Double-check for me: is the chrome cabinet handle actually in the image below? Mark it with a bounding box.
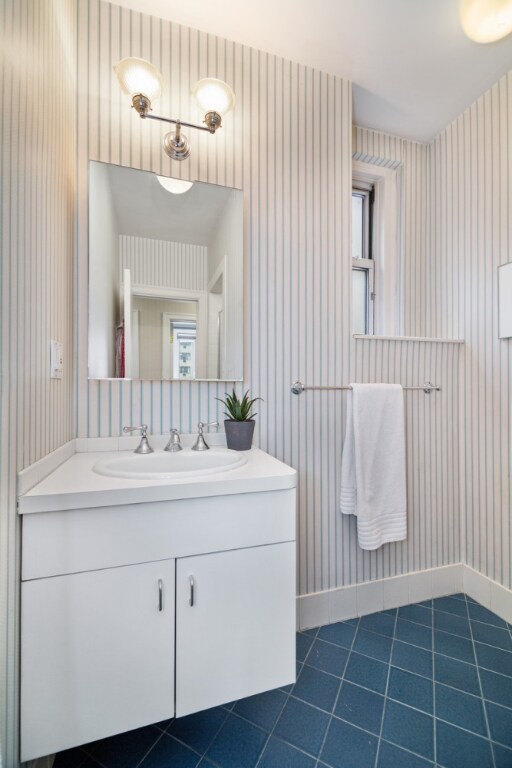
[189,575,195,607]
[158,578,163,611]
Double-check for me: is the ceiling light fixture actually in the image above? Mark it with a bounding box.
[156,176,194,194]
[460,0,512,42]
[114,57,235,161]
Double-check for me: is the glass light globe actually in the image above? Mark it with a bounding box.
[460,0,512,42]
[114,57,163,102]
[192,78,235,117]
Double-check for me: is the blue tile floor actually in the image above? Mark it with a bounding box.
[54,594,512,768]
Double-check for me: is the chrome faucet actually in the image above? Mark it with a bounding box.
[164,428,182,452]
[192,421,219,451]
[123,424,154,454]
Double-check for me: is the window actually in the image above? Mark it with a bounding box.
[172,321,197,379]
[352,181,374,334]
[351,160,400,336]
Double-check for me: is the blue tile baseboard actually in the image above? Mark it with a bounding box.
[53,593,512,768]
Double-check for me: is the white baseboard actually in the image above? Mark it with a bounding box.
[297,564,463,630]
[463,565,512,624]
[297,563,512,630]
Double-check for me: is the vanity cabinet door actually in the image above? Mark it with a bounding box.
[21,560,175,762]
[175,542,296,717]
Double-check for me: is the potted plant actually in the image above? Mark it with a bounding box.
[216,389,262,451]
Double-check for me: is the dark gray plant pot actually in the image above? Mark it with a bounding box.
[224,419,255,451]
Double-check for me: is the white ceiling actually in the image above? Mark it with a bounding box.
[109,0,512,142]
[104,163,235,244]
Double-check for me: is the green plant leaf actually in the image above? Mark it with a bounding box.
[215,388,263,421]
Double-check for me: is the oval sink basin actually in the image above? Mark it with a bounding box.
[93,448,248,480]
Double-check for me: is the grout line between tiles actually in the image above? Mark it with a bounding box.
[55,596,512,768]
[252,657,312,766]
[301,654,512,716]
[306,631,512,690]
[381,737,436,766]
[315,616,361,765]
[134,727,194,768]
[373,608,399,767]
[432,603,437,767]
[166,707,231,768]
[464,593,497,768]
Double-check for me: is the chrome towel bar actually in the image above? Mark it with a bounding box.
[290,381,441,395]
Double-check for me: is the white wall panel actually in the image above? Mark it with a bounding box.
[4,0,508,761]
[430,72,512,589]
[77,0,461,600]
[0,2,478,761]
[352,338,462,583]
[0,1,76,764]
[76,1,353,600]
[120,236,208,291]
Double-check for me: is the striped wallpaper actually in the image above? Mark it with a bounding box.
[0,0,77,764]
[75,0,353,448]
[430,71,512,589]
[76,0,462,598]
[350,338,461,584]
[2,1,507,762]
[357,76,512,591]
[120,235,208,291]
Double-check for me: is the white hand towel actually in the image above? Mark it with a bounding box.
[340,383,407,550]
[340,391,357,516]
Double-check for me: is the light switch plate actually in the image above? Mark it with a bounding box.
[50,340,63,379]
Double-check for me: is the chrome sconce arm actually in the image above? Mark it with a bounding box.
[115,58,235,161]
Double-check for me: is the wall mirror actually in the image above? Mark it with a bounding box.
[88,161,243,381]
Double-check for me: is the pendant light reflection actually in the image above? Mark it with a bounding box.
[460,0,512,42]
[157,176,193,195]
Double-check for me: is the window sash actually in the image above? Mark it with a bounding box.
[352,185,374,334]
[352,188,372,262]
[352,258,374,334]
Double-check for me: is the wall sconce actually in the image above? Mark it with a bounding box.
[114,57,235,160]
[460,0,512,42]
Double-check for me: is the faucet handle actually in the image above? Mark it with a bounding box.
[164,428,182,452]
[123,424,154,454]
[192,421,219,452]
[198,420,219,432]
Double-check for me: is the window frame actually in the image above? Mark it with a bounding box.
[351,182,375,334]
[352,160,400,336]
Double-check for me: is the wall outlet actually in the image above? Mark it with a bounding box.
[50,340,63,379]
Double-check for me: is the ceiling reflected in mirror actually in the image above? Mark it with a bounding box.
[88,161,243,382]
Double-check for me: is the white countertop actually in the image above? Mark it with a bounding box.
[18,447,297,514]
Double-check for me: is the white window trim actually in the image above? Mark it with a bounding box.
[352,160,400,336]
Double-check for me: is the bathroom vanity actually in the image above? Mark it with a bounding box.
[18,446,296,762]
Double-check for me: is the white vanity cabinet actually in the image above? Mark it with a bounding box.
[21,560,176,761]
[176,541,295,717]
[19,467,296,763]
